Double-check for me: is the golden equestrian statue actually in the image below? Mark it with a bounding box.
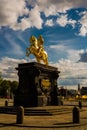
[26,35,48,65]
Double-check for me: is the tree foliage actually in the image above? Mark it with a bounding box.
[0,72,3,84]
[0,72,18,98]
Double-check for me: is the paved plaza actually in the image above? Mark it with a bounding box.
[0,99,87,130]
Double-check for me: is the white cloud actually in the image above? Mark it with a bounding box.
[0,0,43,30]
[38,0,87,11]
[50,44,66,51]
[42,5,58,17]
[0,56,38,81]
[0,57,27,81]
[57,14,76,28]
[59,60,87,79]
[0,0,28,27]
[49,44,87,87]
[0,0,87,35]
[57,15,68,27]
[13,5,43,30]
[37,0,87,37]
[67,49,80,62]
[79,11,87,16]
[37,0,87,17]
[51,59,87,87]
[45,19,54,26]
[38,0,72,16]
[11,18,31,31]
[15,6,43,30]
[28,5,43,29]
[78,12,87,36]
[68,19,76,28]
[49,43,87,86]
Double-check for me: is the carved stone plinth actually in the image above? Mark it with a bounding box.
[14,62,60,107]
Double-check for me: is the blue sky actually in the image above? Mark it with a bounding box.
[0,0,87,89]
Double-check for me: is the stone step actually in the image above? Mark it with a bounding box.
[0,106,78,116]
[46,107,72,115]
[24,108,52,116]
[0,106,52,116]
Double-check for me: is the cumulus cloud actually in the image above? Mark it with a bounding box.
[51,59,87,87]
[50,44,66,51]
[0,56,38,81]
[0,0,87,33]
[49,44,87,87]
[0,0,43,30]
[78,12,87,36]
[38,0,87,16]
[45,19,54,26]
[67,49,80,62]
[0,0,28,27]
[28,5,43,29]
[0,57,27,81]
[12,5,43,30]
[57,14,76,28]
[37,0,72,16]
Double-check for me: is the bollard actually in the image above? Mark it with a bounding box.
[16,106,24,124]
[73,106,80,123]
[5,100,8,106]
[78,101,82,109]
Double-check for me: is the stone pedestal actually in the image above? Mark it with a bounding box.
[14,62,60,107]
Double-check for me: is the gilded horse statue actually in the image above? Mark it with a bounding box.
[26,35,48,65]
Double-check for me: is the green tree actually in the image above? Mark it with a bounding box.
[0,72,3,96]
[10,81,18,94]
[0,72,18,97]
[0,80,11,97]
[0,72,3,85]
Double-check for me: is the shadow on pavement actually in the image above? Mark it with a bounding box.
[0,122,87,128]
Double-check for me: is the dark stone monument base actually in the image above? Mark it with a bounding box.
[14,62,60,107]
[14,94,38,107]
